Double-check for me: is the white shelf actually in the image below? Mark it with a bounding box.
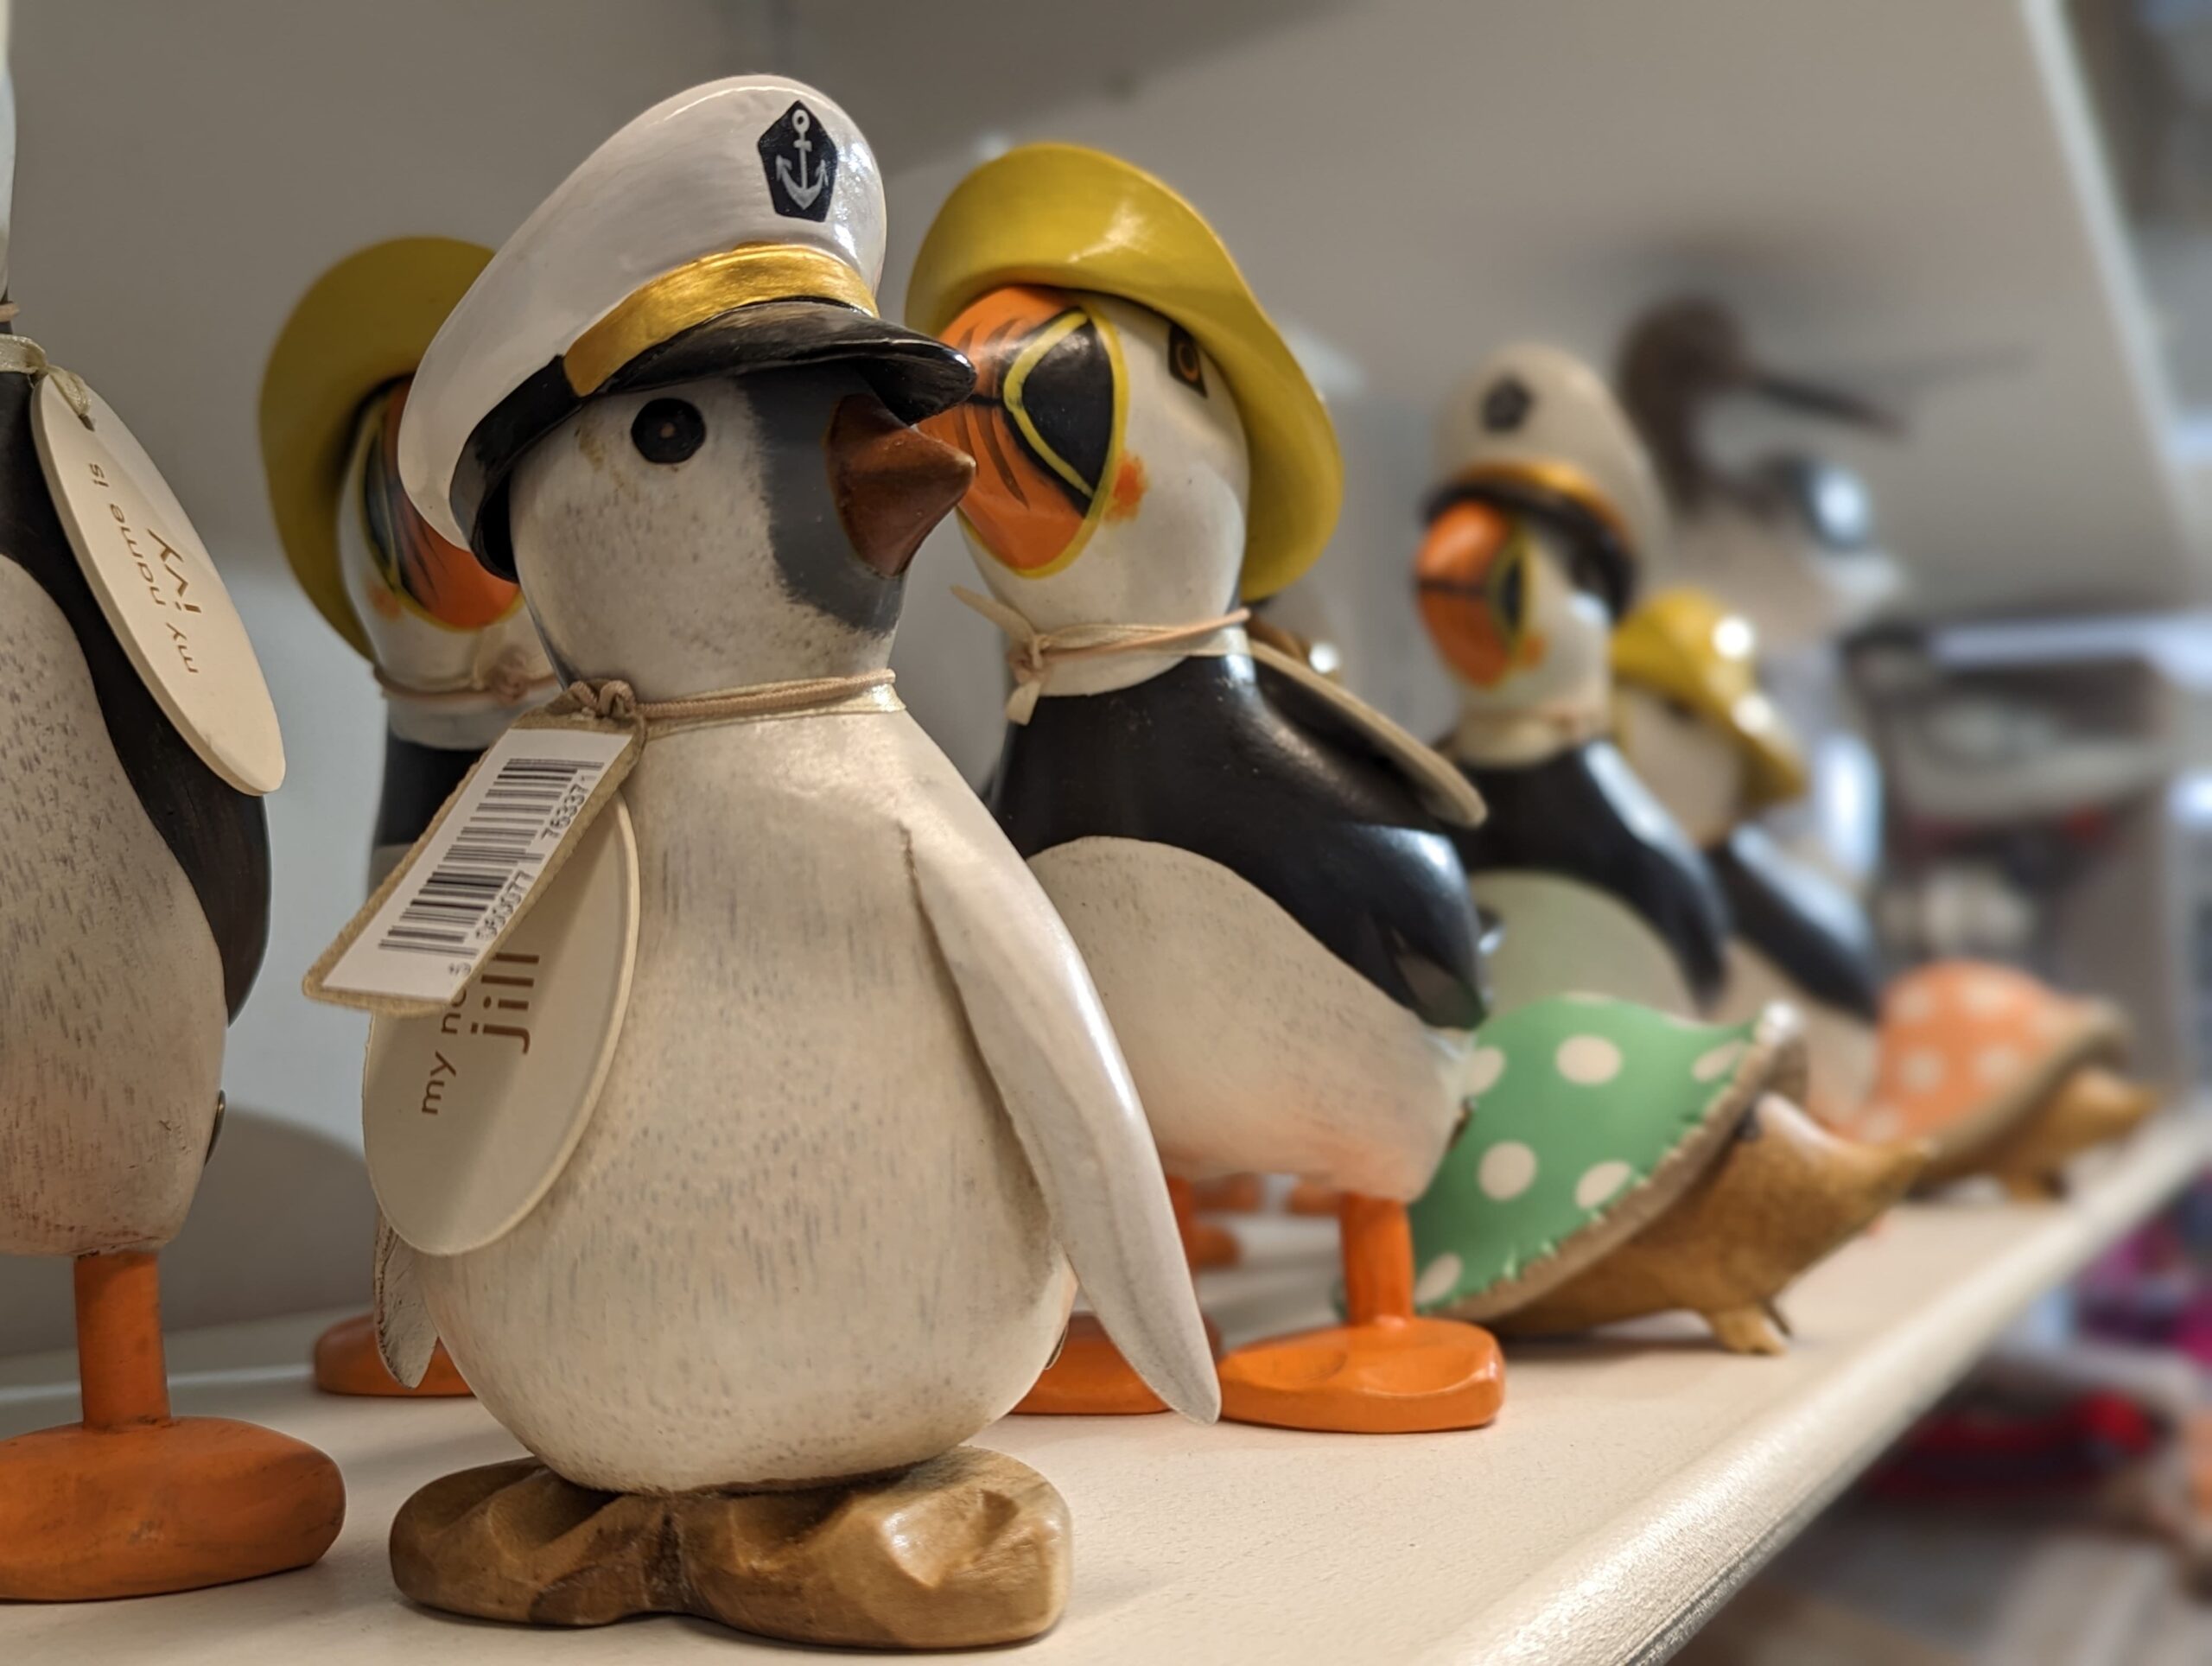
[3,1111,2209,1666]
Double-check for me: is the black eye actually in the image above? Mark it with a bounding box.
[1166,322,1207,396]
[632,398,705,464]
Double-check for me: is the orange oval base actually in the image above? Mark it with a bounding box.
[1217,1315,1506,1434]
[0,1416,346,1599]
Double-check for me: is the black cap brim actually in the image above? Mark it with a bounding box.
[1421,474,1637,620]
[460,298,975,577]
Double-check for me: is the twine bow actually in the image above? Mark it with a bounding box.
[952,586,1251,723]
[546,669,899,736]
[0,304,92,423]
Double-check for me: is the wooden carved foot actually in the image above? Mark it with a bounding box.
[1704,1303,1789,1356]
[391,1447,1071,1648]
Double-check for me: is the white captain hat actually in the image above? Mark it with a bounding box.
[1427,342,1669,618]
[398,74,973,577]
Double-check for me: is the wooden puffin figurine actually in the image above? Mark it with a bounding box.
[908,143,1505,1434]
[352,79,1213,1649]
[1611,589,2158,1199]
[1419,342,1731,1018]
[0,27,344,1594]
[261,236,543,1396]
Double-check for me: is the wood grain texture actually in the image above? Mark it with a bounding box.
[400,372,1207,1491]
[1499,1093,1926,1351]
[414,715,1077,1491]
[390,1448,1070,1646]
[1028,836,1468,1199]
[0,365,269,1017]
[0,559,224,1256]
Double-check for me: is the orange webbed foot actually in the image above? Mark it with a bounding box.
[1217,1194,1503,1434]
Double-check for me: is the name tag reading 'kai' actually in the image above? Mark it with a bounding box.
[35,377,284,795]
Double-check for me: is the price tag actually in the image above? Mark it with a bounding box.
[34,378,285,794]
[307,716,637,1014]
[365,798,638,1256]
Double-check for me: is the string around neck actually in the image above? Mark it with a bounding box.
[952,586,1252,723]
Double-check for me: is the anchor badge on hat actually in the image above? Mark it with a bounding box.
[759,100,836,220]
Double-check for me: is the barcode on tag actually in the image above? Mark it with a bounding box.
[378,757,588,957]
[317,726,633,1006]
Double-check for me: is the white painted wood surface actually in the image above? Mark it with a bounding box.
[0,560,225,1257]
[5,1110,2204,1664]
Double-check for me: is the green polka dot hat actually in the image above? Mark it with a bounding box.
[1408,996,1808,1320]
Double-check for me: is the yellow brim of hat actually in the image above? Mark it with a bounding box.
[1613,588,1808,808]
[905,143,1339,602]
[259,237,493,657]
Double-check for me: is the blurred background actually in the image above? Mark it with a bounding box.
[10,1,2212,1656]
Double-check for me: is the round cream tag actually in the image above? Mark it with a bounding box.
[32,378,285,794]
[364,797,639,1256]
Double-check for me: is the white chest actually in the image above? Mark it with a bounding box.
[1027,836,1469,1200]
[1470,869,1700,1018]
[0,560,224,1256]
[415,712,1071,1492]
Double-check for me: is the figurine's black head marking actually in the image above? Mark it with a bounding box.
[1481,376,1533,433]
[632,397,706,465]
[755,366,905,636]
[1167,321,1208,397]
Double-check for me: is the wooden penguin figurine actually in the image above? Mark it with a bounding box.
[909,143,1505,1434]
[1611,589,2158,1199]
[1419,342,1730,1018]
[0,29,343,1595]
[1405,1002,1925,1354]
[352,79,1213,1650]
[261,236,543,1396]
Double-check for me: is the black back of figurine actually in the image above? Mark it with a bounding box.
[0,362,270,1016]
[990,654,1488,1033]
[1707,822,1882,1021]
[1447,740,1731,1009]
[374,731,478,854]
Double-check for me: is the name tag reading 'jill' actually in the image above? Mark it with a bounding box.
[365,799,639,1256]
[308,718,638,1014]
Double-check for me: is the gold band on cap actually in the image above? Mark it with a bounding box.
[1451,458,1635,556]
[563,244,879,396]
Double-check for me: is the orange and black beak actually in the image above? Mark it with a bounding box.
[920,283,1121,579]
[1414,497,1540,689]
[366,379,525,627]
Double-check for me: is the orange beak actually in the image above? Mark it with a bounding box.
[826,392,976,578]
[1414,499,1540,688]
[374,379,523,628]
